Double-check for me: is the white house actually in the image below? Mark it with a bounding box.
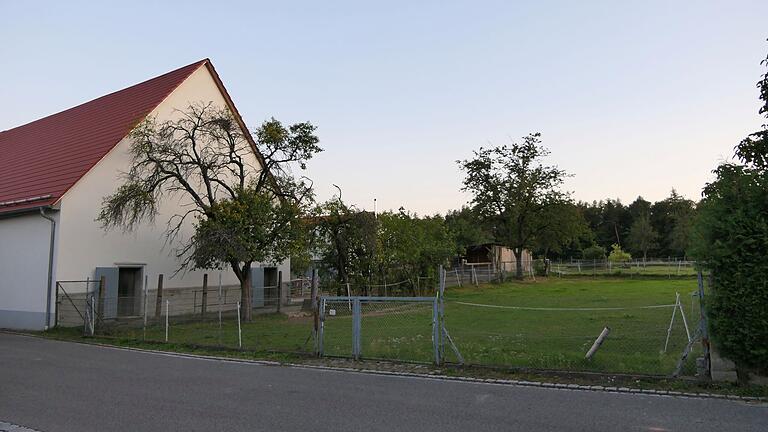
[0,59,289,330]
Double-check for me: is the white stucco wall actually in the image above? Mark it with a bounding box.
[55,64,289,295]
[0,211,58,329]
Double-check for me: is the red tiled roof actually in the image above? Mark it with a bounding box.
[0,59,208,215]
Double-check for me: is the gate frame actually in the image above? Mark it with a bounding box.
[318,295,440,364]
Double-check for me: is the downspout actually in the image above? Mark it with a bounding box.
[40,207,56,330]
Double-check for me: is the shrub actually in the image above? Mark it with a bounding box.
[608,244,631,263]
[581,245,606,260]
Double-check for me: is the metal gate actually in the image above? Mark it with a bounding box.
[319,296,440,363]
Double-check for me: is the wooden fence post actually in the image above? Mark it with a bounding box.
[311,268,319,353]
[155,274,164,317]
[97,276,105,318]
[277,271,283,314]
[201,273,208,317]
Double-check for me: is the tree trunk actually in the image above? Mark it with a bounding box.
[514,248,524,279]
[239,264,253,322]
[735,363,751,387]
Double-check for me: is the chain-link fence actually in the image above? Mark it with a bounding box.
[56,278,315,354]
[549,258,697,278]
[442,295,701,375]
[319,296,438,363]
[53,266,710,378]
[440,267,708,377]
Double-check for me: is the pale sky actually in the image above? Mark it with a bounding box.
[1,1,766,214]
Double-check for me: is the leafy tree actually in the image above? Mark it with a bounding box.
[627,196,652,220]
[459,133,572,278]
[650,189,695,257]
[311,194,377,294]
[626,213,658,260]
[577,199,630,251]
[692,46,768,378]
[582,244,606,260]
[534,202,590,258]
[376,210,455,293]
[669,210,694,258]
[607,244,631,263]
[444,206,492,254]
[98,104,320,321]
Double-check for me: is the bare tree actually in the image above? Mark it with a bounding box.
[98,103,320,320]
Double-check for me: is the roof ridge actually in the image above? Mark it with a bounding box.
[0,59,210,214]
[0,59,208,136]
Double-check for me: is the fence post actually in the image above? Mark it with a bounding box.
[143,274,148,341]
[237,301,242,349]
[698,271,711,379]
[201,273,208,317]
[83,293,90,336]
[54,282,60,328]
[352,297,361,360]
[218,271,223,346]
[277,271,282,314]
[438,265,446,360]
[97,276,105,320]
[318,297,325,356]
[432,296,441,365]
[164,299,169,342]
[311,269,319,353]
[155,274,164,317]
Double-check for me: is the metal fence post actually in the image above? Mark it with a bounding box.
[83,293,90,336]
[432,297,441,365]
[165,299,169,342]
[54,282,60,328]
[97,276,105,328]
[237,301,242,349]
[352,297,361,360]
[698,271,711,378]
[438,265,446,361]
[143,274,148,341]
[318,297,325,356]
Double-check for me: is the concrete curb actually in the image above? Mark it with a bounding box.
[5,331,766,404]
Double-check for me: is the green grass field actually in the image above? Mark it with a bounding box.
[444,278,700,374]
[74,277,702,376]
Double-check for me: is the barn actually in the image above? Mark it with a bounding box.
[0,59,289,330]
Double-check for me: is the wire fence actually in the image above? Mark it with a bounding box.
[320,297,437,363]
[442,294,701,375]
[53,265,710,378]
[58,279,316,354]
[549,258,697,278]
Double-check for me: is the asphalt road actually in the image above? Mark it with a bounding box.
[0,333,765,432]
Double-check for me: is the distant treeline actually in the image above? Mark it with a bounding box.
[445,189,696,261]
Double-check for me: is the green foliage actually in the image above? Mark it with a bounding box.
[626,213,658,260]
[311,196,456,292]
[376,210,455,285]
[574,193,696,259]
[312,197,378,288]
[691,45,768,372]
[607,244,631,263]
[444,206,492,254]
[458,133,572,277]
[650,190,696,257]
[97,104,321,320]
[534,201,590,257]
[190,187,302,270]
[582,244,606,260]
